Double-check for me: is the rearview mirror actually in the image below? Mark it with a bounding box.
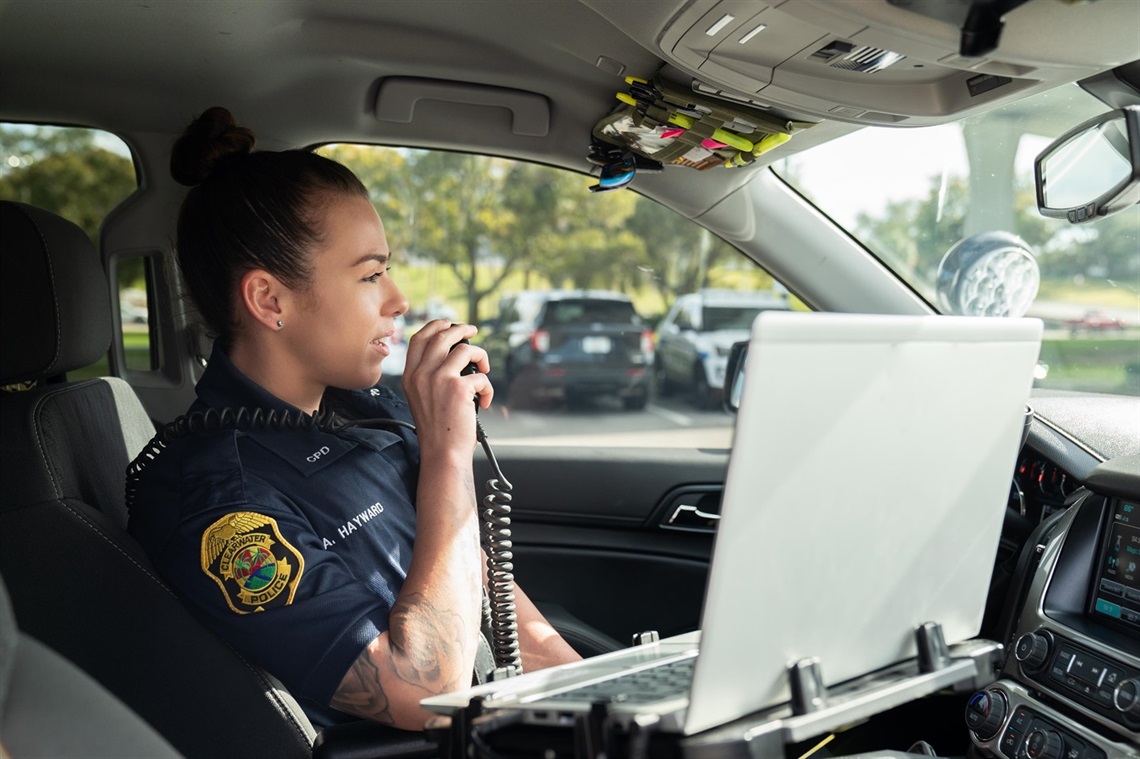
[1035,106,1140,224]
[722,340,748,413]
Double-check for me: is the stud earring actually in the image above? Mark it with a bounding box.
[276,320,284,329]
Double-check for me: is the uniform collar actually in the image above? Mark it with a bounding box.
[195,345,403,477]
[197,343,291,413]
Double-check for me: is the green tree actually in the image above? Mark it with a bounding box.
[855,176,969,290]
[626,200,741,302]
[404,152,526,323]
[517,171,645,291]
[323,144,763,318]
[0,125,138,285]
[320,144,414,250]
[0,126,136,244]
[855,171,1139,295]
[497,161,562,292]
[0,126,101,164]
[1036,206,1140,282]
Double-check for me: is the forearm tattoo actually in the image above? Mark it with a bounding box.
[389,591,467,687]
[330,647,395,724]
[330,592,469,724]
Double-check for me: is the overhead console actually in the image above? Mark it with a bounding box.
[654,0,1140,126]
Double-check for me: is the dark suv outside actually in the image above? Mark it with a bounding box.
[481,290,653,410]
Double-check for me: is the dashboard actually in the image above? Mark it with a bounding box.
[1015,449,1082,523]
[968,453,1140,759]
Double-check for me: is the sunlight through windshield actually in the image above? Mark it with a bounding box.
[773,85,1140,397]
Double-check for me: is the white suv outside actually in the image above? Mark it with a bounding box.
[655,289,790,409]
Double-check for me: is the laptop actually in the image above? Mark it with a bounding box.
[423,312,1043,736]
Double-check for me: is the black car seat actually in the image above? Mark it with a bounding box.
[0,574,183,758]
[0,200,316,758]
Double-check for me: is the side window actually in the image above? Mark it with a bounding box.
[499,299,519,326]
[323,145,806,448]
[116,255,157,372]
[0,124,138,379]
[687,305,703,331]
[674,307,694,331]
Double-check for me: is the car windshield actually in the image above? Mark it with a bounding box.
[702,307,764,332]
[772,84,1139,397]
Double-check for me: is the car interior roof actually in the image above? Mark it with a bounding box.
[3,0,1138,220]
[0,0,1135,333]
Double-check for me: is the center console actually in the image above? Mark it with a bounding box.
[967,456,1140,759]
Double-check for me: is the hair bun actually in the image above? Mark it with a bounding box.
[170,106,256,186]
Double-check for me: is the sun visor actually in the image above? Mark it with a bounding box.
[657,0,1140,127]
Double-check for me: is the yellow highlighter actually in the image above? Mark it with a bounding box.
[752,132,792,156]
[665,113,754,152]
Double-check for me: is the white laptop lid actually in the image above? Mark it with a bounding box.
[422,312,1042,735]
[683,312,1042,734]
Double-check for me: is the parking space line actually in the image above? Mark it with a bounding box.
[647,403,694,427]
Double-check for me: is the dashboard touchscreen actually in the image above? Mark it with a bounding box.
[1091,498,1140,632]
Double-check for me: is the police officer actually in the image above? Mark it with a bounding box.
[127,107,580,731]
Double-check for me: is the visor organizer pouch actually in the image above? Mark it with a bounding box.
[587,71,814,192]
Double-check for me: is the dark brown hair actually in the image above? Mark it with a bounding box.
[171,106,368,349]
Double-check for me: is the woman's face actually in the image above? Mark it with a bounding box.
[284,192,408,392]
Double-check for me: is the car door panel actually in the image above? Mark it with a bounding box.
[663,332,692,381]
[515,543,711,642]
[474,445,727,644]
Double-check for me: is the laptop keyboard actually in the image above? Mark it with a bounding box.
[543,656,695,705]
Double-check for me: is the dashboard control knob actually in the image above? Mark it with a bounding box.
[1113,678,1140,718]
[1021,727,1063,759]
[965,688,1007,740]
[1013,630,1051,671]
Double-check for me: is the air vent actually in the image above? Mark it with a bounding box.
[811,40,906,74]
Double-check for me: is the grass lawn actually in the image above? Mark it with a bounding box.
[1037,336,1140,394]
[1037,281,1140,311]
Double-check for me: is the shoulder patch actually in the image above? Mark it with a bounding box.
[200,511,305,614]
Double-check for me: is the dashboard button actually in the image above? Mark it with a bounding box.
[1022,728,1063,759]
[1010,707,1032,732]
[1080,746,1106,759]
[966,689,1007,740]
[1094,598,1122,617]
[1113,678,1140,717]
[1001,728,1021,756]
[1074,655,1110,686]
[966,706,985,729]
[1015,632,1052,671]
[1098,578,1124,597]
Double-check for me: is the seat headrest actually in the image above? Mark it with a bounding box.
[0,201,113,384]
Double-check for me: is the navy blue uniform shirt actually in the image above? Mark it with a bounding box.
[128,344,421,726]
